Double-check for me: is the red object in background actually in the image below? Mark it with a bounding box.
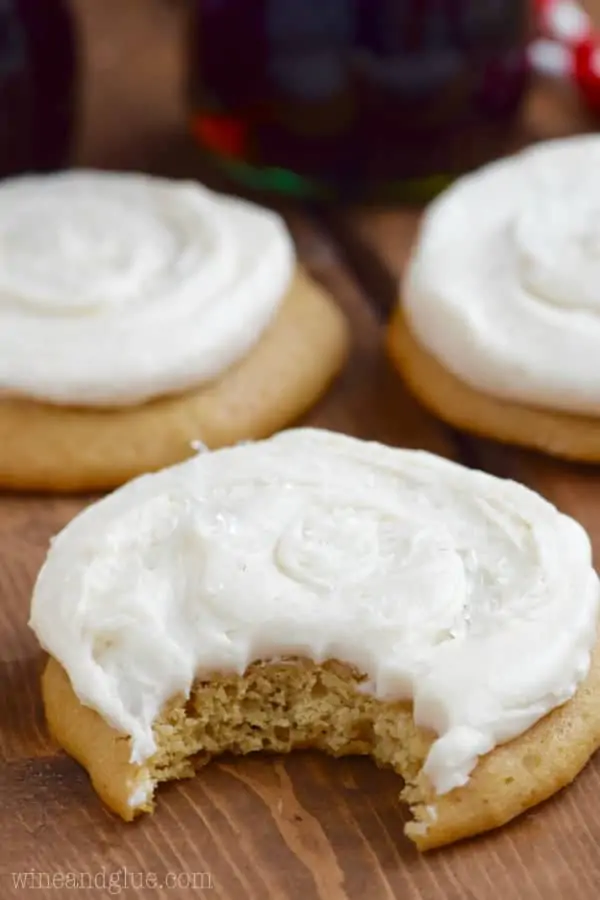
[532,0,600,113]
[190,114,247,159]
[574,38,600,110]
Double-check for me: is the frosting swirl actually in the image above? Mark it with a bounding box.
[29,428,599,794]
[404,136,600,415]
[0,171,294,405]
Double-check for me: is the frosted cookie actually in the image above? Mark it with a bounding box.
[29,428,600,850]
[0,172,349,491]
[388,135,600,461]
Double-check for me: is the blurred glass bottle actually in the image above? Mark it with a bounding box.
[0,0,76,178]
[188,0,530,202]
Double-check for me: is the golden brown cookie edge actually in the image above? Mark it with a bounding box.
[0,270,350,492]
[41,631,600,851]
[387,307,600,462]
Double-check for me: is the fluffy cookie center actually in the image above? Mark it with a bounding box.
[514,184,600,312]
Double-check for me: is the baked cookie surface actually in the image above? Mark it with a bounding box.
[29,429,600,848]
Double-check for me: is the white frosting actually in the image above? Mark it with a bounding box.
[29,428,599,794]
[0,171,294,406]
[127,776,154,809]
[404,135,600,415]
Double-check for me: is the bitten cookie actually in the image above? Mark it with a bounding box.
[0,172,349,491]
[388,136,600,461]
[29,429,600,850]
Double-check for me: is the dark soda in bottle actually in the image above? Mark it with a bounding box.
[0,0,76,178]
[188,0,530,202]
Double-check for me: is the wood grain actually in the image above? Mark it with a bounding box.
[1,3,600,899]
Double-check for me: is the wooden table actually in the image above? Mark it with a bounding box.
[2,3,600,898]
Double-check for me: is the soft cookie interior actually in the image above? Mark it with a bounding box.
[43,637,600,851]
